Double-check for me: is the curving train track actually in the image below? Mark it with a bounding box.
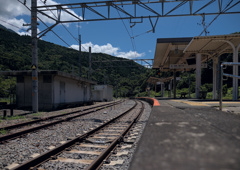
[0,100,124,142]
[11,100,144,170]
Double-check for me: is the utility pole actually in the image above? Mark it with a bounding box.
[31,0,38,113]
[88,47,92,80]
[79,34,82,77]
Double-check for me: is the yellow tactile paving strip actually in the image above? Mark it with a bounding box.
[171,100,239,107]
[171,100,209,106]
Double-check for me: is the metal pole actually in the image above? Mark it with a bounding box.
[88,47,91,80]
[79,34,82,77]
[173,70,176,99]
[196,53,201,99]
[188,71,191,98]
[219,64,223,111]
[31,0,38,113]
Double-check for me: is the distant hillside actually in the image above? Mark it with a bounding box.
[0,24,16,34]
[0,28,151,97]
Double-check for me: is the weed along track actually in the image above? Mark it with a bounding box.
[7,100,143,170]
[0,100,124,142]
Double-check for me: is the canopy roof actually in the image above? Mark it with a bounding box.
[153,37,192,71]
[147,76,173,85]
[153,34,240,71]
[184,34,240,55]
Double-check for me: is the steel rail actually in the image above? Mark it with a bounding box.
[0,100,123,131]
[87,101,145,170]
[0,100,124,142]
[12,100,138,170]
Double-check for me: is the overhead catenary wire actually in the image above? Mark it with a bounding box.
[17,0,75,49]
[115,7,137,56]
[39,0,87,52]
[0,17,28,33]
[199,0,234,36]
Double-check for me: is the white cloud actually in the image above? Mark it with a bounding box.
[0,0,82,35]
[70,42,145,59]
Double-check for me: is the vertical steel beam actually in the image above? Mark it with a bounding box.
[161,83,164,97]
[212,57,218,100]
[173,70,176,99]
[88,47,92,80]
[31,0,38,113]
[233,45,239,100]
[195,53,201,99]
[79,35,82,77]
[188,71,191,98]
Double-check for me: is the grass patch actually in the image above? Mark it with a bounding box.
[0,115,26,120]
[31,112,43,117]
[0,129,7,135]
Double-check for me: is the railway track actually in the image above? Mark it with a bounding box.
[9,100,144,170]
[0,100,124,143]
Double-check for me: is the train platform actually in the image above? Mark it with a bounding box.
[130,99,240,170]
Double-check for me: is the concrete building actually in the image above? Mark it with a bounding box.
[92,85,113,102]
[0,70,96,110]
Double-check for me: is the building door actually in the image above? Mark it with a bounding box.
[83,84,87,102]
[60,81,65,103]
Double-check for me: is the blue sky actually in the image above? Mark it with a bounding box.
[0,0,240,61]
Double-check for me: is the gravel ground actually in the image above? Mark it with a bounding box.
[101,101,152,170]
[0,101,117,128]
[39,100,143,170]
[0,100,134,169]
[0,101,123,137]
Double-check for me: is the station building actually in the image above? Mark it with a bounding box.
[92,85,113,102]
[153,34,240,100]
[0,70,96,110]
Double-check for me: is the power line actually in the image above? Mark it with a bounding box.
[39,0,87,51]
[17,0,87,52]
[0,17,28,33]
[115,7,137,57]
[199,0,234,36]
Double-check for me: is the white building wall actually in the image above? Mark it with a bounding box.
[93,85,113,101]
[53,76,91,105]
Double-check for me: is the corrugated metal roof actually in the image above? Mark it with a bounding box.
[153,37,192,70]
[184,34,240,54]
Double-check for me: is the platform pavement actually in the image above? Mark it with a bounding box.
[129,99,240,170]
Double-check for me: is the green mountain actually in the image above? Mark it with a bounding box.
[0,27,151,98]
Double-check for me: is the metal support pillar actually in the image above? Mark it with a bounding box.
[31,0,38,113]
[188,71,191,98]
[161,83,165,97]
[232,44,240,100]
[88,47,92,80]
[173,71,176,99]
[195,53,201,99]
[169,80,172,98]
[79,35,82,77]
[212,57,218,100]
[155,83,157,97]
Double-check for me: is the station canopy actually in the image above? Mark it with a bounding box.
[184,34,240,55]
[153,34,240,71]
[147,76,173,85]
[153,37,192,71]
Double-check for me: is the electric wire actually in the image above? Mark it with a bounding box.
[199,0,234,36]
[115,6,137,58]
[17,0,74,49]
[0,17,28,33]
[39,0,87,51]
